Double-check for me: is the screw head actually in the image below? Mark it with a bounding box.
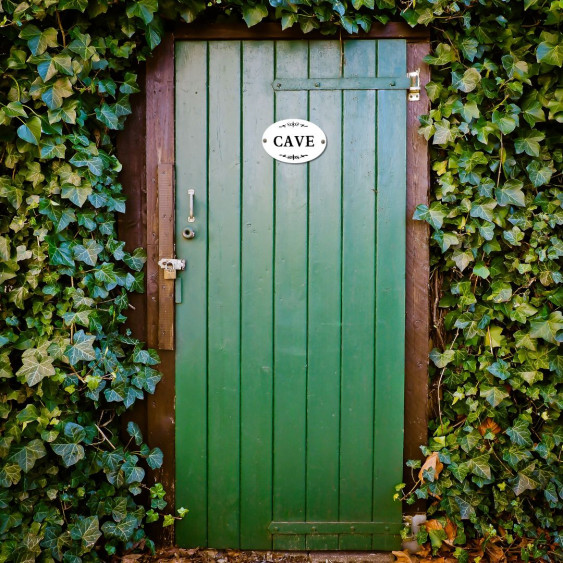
[390,80,396,86]
[315,82,320,87]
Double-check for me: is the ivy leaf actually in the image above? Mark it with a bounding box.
[469,454,491,479]
[73,240,103,266]
[480,385,509,407]
[433,118,454,145]
[95,104,119,130]
[506,419,533,447]
[452,68,481,93]
[127,421,143,445]
[429,348,455,368]
[8,439,46,473]
[529,312,563,344]
[470,199,497,222]
[17,117,42,145]
[413,203,448,229]
[526,161,553,187]
[65,329,96,365]
[68,32,96,60]
[424,43,456,65]
[19,25,58,56]
[41,77,73,110]
[536,41,563,66]
[123,248,147,271]
[452,249,474,272]
[132,347,159,366]
[51,442,85,467]
[495,179,525,207]
[454,496,475,520]
[69,516,101,549]
[146,447,163,469]
[126,0,158,23]
[61,184,93,207]
[16,350,55,386]
[242,4,268,27]
[101,514,137,541]
[515,131,545,157]
[512,470,539,496]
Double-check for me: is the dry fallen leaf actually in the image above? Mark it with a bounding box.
[424,519,444,533]
[478,417,502,436]
[444,518,457,544]
[392,550,417,562]
[486,541,506,563]
[419,452,443,483]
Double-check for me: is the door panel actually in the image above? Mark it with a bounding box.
[175,38,406,551]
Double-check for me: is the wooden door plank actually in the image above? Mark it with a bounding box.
[373,39,407,542]
[338,39,377,551]
[272,40,309,552]
[174,40,209,548]
[206,40,242,548]
[305,40,342,552]
[239,40,275,550]
[145,34,176,547]
[404,40,430,514]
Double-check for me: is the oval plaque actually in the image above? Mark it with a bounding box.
[262,119,327,164]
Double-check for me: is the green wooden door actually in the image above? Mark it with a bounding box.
[175,38,407,551]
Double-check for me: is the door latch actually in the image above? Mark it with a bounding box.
[407,69,420,101]
[158,258,186,280]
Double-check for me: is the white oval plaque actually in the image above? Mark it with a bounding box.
[262,119,326,164]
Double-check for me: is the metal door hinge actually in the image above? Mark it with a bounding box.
[158,258,186,280]
[407,69,421,101]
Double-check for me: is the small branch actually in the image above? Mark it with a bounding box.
[95,423,116,450]
[56,11,66,48]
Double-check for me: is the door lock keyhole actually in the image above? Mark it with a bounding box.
[182,227,196,240]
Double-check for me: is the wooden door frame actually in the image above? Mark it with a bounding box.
[117,21,430,546]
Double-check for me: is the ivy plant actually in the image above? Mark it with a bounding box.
[0,0,561,560]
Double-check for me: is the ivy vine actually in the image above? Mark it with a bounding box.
[0,0,561,560]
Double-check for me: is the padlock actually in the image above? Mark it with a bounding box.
[163,265,176,280]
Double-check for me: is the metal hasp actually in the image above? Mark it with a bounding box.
[407,69,421,101]
[273,76,411,91]
[188,188,195,222]
[158,258,186,280]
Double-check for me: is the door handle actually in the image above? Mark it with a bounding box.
[188,189,195,222]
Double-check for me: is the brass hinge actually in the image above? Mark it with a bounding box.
[407,69,421,102]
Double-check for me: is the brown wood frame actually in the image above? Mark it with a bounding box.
[118,23,430,545]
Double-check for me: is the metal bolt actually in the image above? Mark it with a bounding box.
[274,526,279,532]
[263,138,267,143]
[276,83,281,88]
[314,82,320,87]
[312,526,317,532]
[321,139,325,144]
[390,80,396,86]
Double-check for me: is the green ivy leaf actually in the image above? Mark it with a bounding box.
[146,447,163,469]
[101,514,138,541]
[51,442,85,467]
[69,516,102,548]
[65,330,96,365]
[515,131,545,157]
[452,67,481,93]
[61,184,93,207]
[512,470,539,496]
[73,240,103,266]
[16,350,55,387]
[16,117,42,146]
[480,385,510,407]
[242,4,268,27]
[8,439,46,473]
[536,40,563,66]
[506,419,533,447]
[529,312,563,344]
[413,203,448,229]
